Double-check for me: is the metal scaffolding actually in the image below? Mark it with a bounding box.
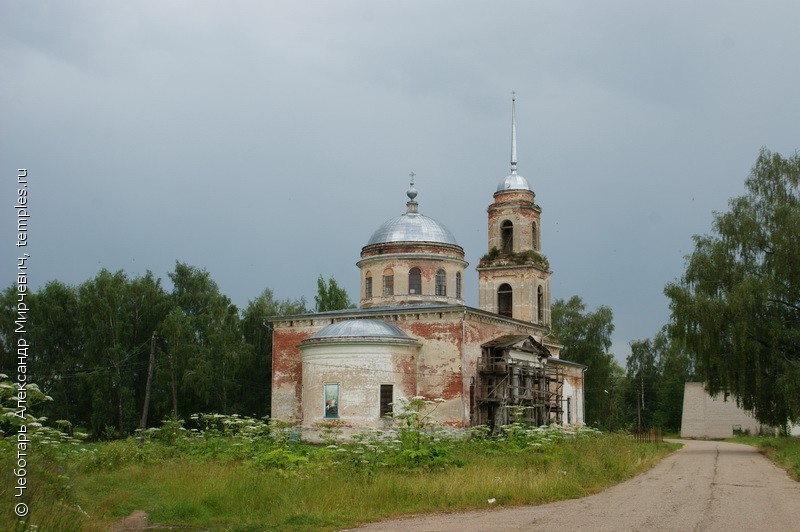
[471,335,565,429]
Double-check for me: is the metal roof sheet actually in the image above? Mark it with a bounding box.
[496,172,531,192]
[366,212,459,246]
[307,319,413,340]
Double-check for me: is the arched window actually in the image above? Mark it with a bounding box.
[456,272,462,300]
[435,269,446,296]
[365,272,373,299]
[501,220,513,254]
[382,268,394,296]
[537,285,544,323]
[408,267,422,294]
[532,222,538,250]
[498,283,512,318]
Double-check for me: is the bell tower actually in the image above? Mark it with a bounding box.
[477,94,551,325]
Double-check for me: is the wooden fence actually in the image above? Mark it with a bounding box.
[632,427,663,443]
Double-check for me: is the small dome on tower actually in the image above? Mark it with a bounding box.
[497,172,531,192]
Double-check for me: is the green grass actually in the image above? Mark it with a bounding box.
[1,433,678,531]
[729,435,800,481]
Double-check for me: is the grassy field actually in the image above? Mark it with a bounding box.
[729,435,800,481]
[1,417,679,531]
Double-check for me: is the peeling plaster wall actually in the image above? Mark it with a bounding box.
[270,307,587,428]
[558,362,585,424]
[463,312,548,424]
[402,317,464,422]
[301,343,418,428]
[272,325,315,421]
[479,187,551,326]
[358,254,467,308]
[487,189,541,253]
[477,267,551,325]
[397,309,551,426]
[358,241,467,308]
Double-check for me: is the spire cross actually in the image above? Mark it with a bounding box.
[409,171,415,186]
[510,92,518,173]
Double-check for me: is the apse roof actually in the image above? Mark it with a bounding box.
[306,319,413,341]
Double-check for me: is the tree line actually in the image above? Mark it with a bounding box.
[550,296,694,432]
[2,258,690,436]
[0,264,350,438]
[551,148,800,432]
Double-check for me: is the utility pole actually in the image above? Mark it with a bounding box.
[605,385,614,432]
[637,376,642,431]
[609,384,614,432]
[139,331,157,443]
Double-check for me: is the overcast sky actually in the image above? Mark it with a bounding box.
[2,1,798,363]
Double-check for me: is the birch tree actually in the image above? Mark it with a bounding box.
[665,149,800,426]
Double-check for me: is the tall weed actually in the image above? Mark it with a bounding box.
[2,407,681,530]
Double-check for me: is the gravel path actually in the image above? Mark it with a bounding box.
[347,439,800,531]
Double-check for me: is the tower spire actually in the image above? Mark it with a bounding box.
[510,91,517,174]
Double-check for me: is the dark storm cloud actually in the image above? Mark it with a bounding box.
[1,0,798,362]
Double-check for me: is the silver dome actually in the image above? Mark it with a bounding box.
[367,212,459,246]
[496,172,531,192]
[307,319,413,340]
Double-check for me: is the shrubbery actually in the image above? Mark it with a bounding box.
[48,398,602,476]
[4,383,604,478]
[0,384,673,531]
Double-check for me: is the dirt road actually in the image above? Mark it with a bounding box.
[350,440,800,531]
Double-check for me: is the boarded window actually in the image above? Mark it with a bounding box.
[456,272,462,300]
[380,384,393,417]
[435,269,446,296]
[365,272,373,299]
[383,268,394,296]
[501,220,513,254]
[409,267,421,294]
[532,221,539,250]
[498,283,512,317]
[324,383,339,418]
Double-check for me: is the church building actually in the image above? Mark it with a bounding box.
[270,97,586,431]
